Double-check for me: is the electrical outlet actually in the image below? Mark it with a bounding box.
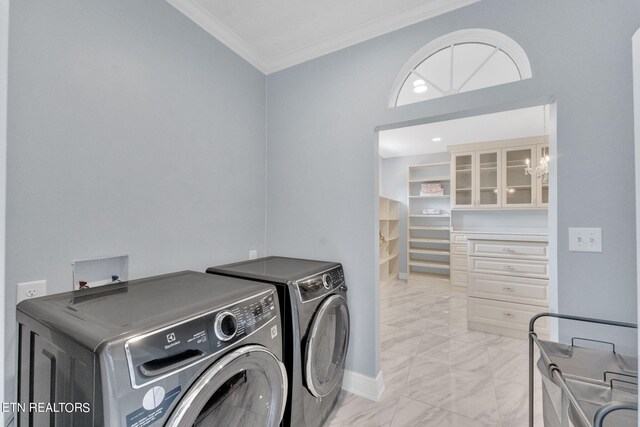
[17,280,47,304]
[569,227,602,252]
[249,249,258,260]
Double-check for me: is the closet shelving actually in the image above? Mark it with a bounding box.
[379,196,399,286]
[407,162,451,284]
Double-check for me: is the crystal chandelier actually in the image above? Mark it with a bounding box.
[524,155,549,182]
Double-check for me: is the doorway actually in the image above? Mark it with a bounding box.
[371,102,556,425]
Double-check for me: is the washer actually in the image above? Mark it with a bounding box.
[206,256,350,427]
[16,271,287,426]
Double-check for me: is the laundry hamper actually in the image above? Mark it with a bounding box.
[529,313,638,427]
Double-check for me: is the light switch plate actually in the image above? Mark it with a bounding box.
[569,227,602,252]
[249,249,258,260]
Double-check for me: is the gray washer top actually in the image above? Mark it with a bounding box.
[207,256,340,285]
[17,271,273,351]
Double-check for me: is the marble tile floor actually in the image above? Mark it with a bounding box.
[326,279,544,427]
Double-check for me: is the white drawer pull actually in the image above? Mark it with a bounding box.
[503,287,515,292]
[501,248,516,253]
[503,313,516,318]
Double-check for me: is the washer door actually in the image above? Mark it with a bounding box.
[166,345,287,427]
[304,294,350,397]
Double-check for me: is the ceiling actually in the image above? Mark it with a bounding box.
[166,0,479,74]
[379,105,548,158]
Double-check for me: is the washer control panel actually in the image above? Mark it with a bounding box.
[125,290,277,388]
[296,267,345,303]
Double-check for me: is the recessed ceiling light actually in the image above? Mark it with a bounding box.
[432,137,442,142]
[413,85,427,94]
[412,79,426,87]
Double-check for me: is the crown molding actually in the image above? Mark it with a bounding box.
[167,0,268,73]
[265,0,480,73]
[167,0,480,75]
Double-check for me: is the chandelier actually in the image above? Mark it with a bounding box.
[524,155,549,182]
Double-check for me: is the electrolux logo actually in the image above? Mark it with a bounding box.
[166,333,176,343]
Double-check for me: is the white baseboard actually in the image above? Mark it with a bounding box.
[341,369,385,401]
[398,272,408,280]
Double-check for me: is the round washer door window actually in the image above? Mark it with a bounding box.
[166,345,287,427]
[305,294,350,397]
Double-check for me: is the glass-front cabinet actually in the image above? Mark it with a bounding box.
[452,153,473,208]
[537,145,550,207]
[502,146,535,207]
[476,150,501,208]
[449,139,550,210]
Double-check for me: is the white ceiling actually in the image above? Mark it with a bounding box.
[167,0,479,74]
[379,105,548,158]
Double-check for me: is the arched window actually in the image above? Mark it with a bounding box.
[389,29,532,107]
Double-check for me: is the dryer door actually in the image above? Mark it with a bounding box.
[166,345,287,427]
[304,294,350,397]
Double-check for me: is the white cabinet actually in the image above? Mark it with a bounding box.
[449,137,549,210]
[452,153,474,208]
[467,234,549,339]
[449,232,468,289]
[502,145,536,207]
[407,162,451,284]
[379,196,399,285]
[452,149,502,209]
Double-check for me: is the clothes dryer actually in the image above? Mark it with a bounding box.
[207,256,350,427]
[17,271,287,426]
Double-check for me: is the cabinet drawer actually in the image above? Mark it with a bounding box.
[468,240,548,260]
[451,254,468,271]
[451,243,467,255]
[468,273,548,306]
[451,234,468,244]
[468,257,548,279]
[451,270,467,288]
[468,297,549,336]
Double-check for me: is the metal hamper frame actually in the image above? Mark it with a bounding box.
[529,313,638,427]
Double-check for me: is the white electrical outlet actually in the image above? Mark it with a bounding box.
[17,280,47,304]
[249,249,258,260]
[569,227,602,252]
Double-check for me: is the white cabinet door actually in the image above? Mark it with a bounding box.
[502,146,536,207]
[451,153,474,208]
[536,144,550,207]
[475,149,502,208]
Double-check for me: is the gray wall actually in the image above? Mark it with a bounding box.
[267,0,640,377]
[6,0,266,401]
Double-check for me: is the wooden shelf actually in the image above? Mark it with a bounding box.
[409,195,450,199]
[379,196,400,286]
[407,162,452,282]
[409,260,451,269]
[408,176,450,183]
[410,162,450,168]
[409,249,450,255]
[379,253,398,265]
[409,226,451,231]
[409,238,450,244]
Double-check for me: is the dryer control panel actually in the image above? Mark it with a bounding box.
[125,289,277,388]
[295,267,345,303]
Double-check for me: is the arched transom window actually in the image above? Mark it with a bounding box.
[389,29,532,107]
